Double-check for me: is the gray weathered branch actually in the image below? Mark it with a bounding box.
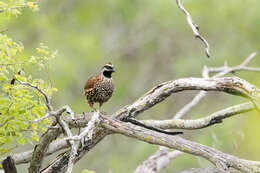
[10,76,260,172]
[176,0,210,57]
[28,106,74,173]
[178,167,234,173]
[9,101,259,173]
[141,102,254,129]
[134,51,259,173]
[16,79,53,111]
[101,115,260,173]
[134,149,182,173]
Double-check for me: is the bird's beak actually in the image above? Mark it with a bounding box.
[112,69,115,72]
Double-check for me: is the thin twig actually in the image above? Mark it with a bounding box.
[176,0,210,57]
[240,51,259,67]
[0,62,25,66]
[0,29,8,33]
[173,66,209,119]
[31,105,75,123]
[30,112,51,123]
[175,51,259,119]
[0,0,40,13]
[16,79,52,111]
[208,51,259,76]
[175,91,207,119]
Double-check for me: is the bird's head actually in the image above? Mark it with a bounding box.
[101,62,115,78]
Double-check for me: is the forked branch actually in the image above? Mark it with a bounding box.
[101,115,260,173]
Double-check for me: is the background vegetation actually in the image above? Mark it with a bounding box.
[1,0,260,172]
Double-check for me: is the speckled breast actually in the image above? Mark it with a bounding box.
[86,79,114,103]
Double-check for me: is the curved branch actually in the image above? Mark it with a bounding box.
[16,79,53,111]
[135,51,260,173]
[115,77,260,121]
[16,76,260,172]
[9,102,258,172]
[141,102,254,129]
[176,0,210,57]
[101,115,260,173]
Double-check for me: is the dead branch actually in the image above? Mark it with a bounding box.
[141,102,254,129]
[7,75,260,173]
[16,79,53,111]
[134,51,259,173]
[101,115,260,173]
[134,149,182,173]
[176,0,210,57]
[28,106,75,173]
[8,101,259,173]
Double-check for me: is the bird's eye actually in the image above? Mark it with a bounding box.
[104,65,113,70]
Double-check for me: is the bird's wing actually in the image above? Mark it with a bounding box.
[84,75,103,93]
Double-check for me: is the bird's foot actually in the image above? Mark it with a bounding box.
[81,138,92,150]
[99,110,107,114]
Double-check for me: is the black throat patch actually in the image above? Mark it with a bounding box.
[103,71,112,78]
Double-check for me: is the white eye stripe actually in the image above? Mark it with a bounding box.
[104,65,114,69]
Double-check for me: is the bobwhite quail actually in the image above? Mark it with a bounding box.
[84,62,115,109]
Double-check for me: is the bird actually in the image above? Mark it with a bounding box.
[84,62,115,109]
[83,63,182,136]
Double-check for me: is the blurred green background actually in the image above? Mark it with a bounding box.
[3,0,260,172]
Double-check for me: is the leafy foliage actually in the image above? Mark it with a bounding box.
[0,0,38,16]
[0,3,56,154]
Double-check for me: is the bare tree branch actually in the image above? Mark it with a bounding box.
[63,110,101,141]
[8,102,258,172]
[0,62,25,66]
[141,102,254,129]
[0,0,40,13]
[208,51,259,77]
[41,76,260,172]
[175,51,258,120]
[174,91,207,119]
[16,79,53,111]
[11,139,68,164]
[174,66,209,119]
[28,106,74,173]
[134,149,182,173]
[28,125,61,173]
[240,51,259,67]
[115,77,260,122]
[12,76,259,172]
[134,51,259,173]
[54,113,77,173]
[178,167,235,173]
[101,115,260,173]
[176,0,210,57]
[62,110,102,173]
